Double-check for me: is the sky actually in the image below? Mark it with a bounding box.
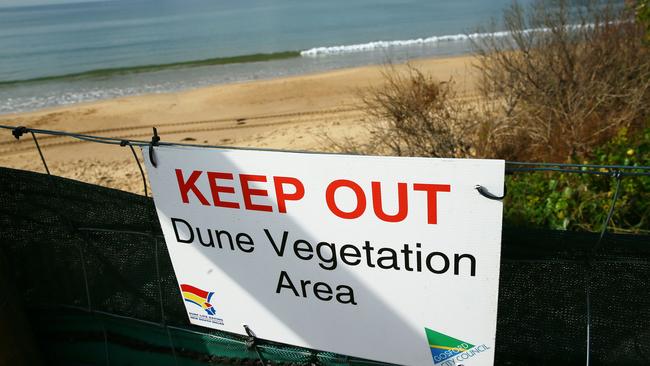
[0,0,106,8]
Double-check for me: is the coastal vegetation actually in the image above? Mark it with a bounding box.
[340,0,650,233]
[505,127,650,232]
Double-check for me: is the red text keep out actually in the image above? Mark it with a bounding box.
[175,169,450,224]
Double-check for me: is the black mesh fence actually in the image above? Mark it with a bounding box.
[1,166,649,366]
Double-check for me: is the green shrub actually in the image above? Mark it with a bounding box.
[504,128,650,233]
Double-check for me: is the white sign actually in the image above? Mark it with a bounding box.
[143,146,504,366]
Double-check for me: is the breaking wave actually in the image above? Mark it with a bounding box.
[300,31,510,56]
[299,24,595,56]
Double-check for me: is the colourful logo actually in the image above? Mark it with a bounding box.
[425,328,475,364]
[181,284,216,316]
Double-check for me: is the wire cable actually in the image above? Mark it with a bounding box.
[2,124,650,176]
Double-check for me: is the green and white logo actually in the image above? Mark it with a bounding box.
[425,328,475,364]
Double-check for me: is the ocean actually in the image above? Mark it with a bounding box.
[0,0,532,114]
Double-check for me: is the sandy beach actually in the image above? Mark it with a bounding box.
[0,55,478,194]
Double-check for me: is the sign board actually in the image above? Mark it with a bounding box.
[143,145,504,366]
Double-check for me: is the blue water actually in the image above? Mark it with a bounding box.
[0,0,531,114]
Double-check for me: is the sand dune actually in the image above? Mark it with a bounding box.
[0,55,478,194]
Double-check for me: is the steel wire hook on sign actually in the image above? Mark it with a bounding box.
[149,127,160,168]
[474,183,506,200]
[244,324,268,366]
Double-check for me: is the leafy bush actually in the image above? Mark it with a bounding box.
[505,128,650,233]
[331,66,473,158]
[473,0,650,161]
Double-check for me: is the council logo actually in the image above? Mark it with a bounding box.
[181,284,217,315]
[426,327,474,364]
[425,327,490,365]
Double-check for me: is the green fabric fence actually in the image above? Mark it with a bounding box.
[1,167,649,365]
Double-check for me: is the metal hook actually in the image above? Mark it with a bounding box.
[474,184,506,200]
[149,127,160,168]
[243,324,267,366]
[243,324,258,349]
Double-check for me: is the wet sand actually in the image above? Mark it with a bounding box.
[0,55,478,194]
